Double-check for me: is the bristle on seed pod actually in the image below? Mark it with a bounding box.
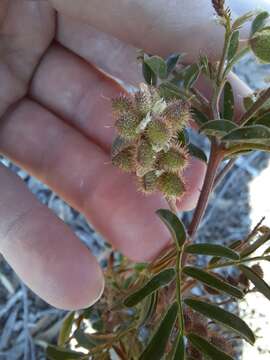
[157,172,185,198]
[162,100,190,131]
[146,117,172,150]
[157,145,188,173]
[115,112,141,140]
[112,147,135,173]
[138,171,158,194]
[112,95,133,116]
[136,138,156,173]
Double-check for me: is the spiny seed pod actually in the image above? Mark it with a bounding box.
[187,343,203,360]
[238,273,250,288]
[136,138,156,174]
[163,100,190,131]
[251,264,264,278]
[157,145,188,173]
[157,172,185,198]
[250,28,270,63]
[209,334,234,356]
[112,147,135,173]
[135,84,161,116]
[112,95,133,116]
[146,117,172,150]
[227,275,239,287]
[115,112,141,140]
[111,136,131,158]
[138,171,158,194]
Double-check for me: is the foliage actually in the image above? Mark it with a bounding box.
[48,5,270,360]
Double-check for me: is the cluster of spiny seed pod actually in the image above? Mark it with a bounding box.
[111,83,190,199]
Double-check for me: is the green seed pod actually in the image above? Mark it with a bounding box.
[250,27,270,63]
[163,100,190,131]
[135,83,161,116]
[138,171,158,194]
[157,145,188,173]
[111,136,131,158]
[115,112,141,140]
[112,146,135,172]
[251,264,264,278]
[157,172,185,198]
[146,117,172,150]
[112,95,133,116]
[136,138,156,174]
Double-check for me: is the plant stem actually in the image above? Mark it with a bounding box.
[188,141,223,238]
[175,249,184,335]
[239,87,270,126]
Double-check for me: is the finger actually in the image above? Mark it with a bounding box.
[48,0,262,62]
[57,15,143,87]
[0,164,103,310]
[30,44,118,151]
[0,99,172,262]
[177,158,206,212]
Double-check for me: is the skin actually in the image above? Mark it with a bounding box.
[0,0,265,310]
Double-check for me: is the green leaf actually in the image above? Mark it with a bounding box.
[225,47,250,76]
[183,64,201,89]
[46,345,84,360]
[191,107,209,126]
[185,244,239,260]
[182,266,244,299]
[139,291,158,325]
[145,56,167,79]
[156,209,187,250]
[73,329,102,350]
[166,54,182,75]
[251,11,269,36]
[239,265,270,301]
[222,125,270,144]
[227,31,240,61]
[255,112,270,127]
[58,312,75,346]
[176,129,190,146]
[200,119,237,137]
[124,268,175,307]
[188,143,208,163]
[139,302,178,360]
[142,61,157,86]
[170,333,185,360]
[223,82,235,121]
[185,298,255,344]
[232,12,254,30]
[187,334,234,360]
[159,82,181,100]
[209,240,243,265]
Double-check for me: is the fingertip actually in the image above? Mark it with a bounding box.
[177,157,207,211]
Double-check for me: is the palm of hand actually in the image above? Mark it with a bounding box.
[0,0,222,310]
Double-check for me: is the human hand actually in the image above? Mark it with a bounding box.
[0,0,257,310]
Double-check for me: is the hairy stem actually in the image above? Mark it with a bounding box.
[213,158,236,189]
[188,141,224,238]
